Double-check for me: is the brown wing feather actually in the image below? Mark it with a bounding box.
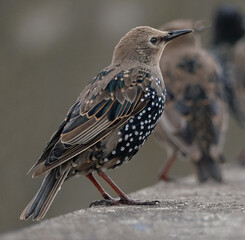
[32,66,150,177]
[33,99,148,177]
[28,102,80,173]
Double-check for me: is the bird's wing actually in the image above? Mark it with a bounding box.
[32,66,153,177]
[159,49,227,158]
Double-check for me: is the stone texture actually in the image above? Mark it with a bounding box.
[1,165,245,240]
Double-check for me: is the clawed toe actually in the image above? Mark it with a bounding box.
[125,200,160,205]
[89,199,120,207]
[143,200,160,205]
[89,198,160,207]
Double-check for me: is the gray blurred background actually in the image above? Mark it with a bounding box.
[1,0,245,234]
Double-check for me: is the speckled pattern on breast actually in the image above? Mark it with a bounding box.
[98,85,165,169]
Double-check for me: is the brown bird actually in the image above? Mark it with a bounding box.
[20,26,192,221]
[154,20,228,182]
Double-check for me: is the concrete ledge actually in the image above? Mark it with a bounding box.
[2,165,245,240]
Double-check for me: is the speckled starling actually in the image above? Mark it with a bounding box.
[154,19,228,182]
[20,26,192,220]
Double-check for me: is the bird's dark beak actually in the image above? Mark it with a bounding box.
[163,29,193,42]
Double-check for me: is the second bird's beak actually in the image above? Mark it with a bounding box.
[163,29,193,42]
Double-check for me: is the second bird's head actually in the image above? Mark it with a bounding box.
[112,26,193,66]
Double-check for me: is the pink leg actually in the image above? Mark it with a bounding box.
[159,151,177,181]
[237,146,245,166]
[89,171,159,207]
[98,171,130,201]
[86,173,112,200]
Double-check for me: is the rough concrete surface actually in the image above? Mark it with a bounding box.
[1,165,245,240]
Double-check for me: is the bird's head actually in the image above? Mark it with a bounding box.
[112,26,193,66]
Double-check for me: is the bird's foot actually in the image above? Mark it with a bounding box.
[89,198,160,207]
[118,199,160,206]
[159,175,175,182]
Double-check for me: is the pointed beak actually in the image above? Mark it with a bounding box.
[163,29,193,42]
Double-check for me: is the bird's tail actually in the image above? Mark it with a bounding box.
[20,168,70,221]
[192,152,223,183]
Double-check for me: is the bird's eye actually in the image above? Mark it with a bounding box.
[150,37,158,45]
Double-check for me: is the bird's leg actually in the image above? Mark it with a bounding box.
[237,146,245,166]
[159,151,177,181]
[86,173,113,201]
[89,170,159,207]
[98,171,130,201]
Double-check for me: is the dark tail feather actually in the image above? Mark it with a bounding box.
[20,168,70,221]
[192,153,223,183]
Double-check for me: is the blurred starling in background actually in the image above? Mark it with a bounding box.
[213,4,244,47]
[154,19,228,183]
[20,26,192,221]
[212,4,245,123]
[232,38,245,165]
[212,5,245,165]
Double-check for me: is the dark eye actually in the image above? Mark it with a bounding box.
[150,37,158,45]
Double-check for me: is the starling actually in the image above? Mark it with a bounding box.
[212,5,245,165]
[212,4,245,123]
[230,34,245,164]
[213,4,244,47]
[154,19,228,182]
[20,26,192,221]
